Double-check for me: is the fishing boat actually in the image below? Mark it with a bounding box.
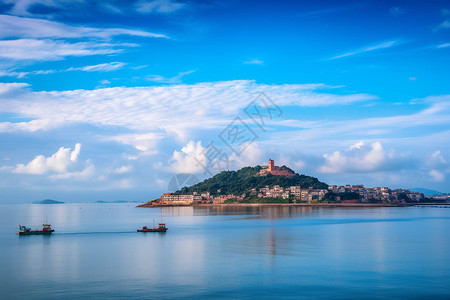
[17,224,54,235]
[137,220,168,232]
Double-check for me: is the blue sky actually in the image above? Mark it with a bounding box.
[0,0,450,202]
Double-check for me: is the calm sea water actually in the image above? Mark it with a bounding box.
[1,203,449,299]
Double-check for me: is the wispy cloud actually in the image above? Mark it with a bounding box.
[135,0,185,14]
[0,39,125,61]
[300,4,363,18]
[2,0,81,17]
[0,14,168,62]
[0,69,57,78]
[3,0,186,17]
[433,10,450,31]
[0,62,127,78]
[0,14,168,39]
[330,40,400,60]
[100,3,123,14]
[243,59,264,65]
[389,7,403,16]
[437,43,450,48]
[146,70,196,84]
[0,70,29,78]
[67,62,127,72]
[436,20,450,31]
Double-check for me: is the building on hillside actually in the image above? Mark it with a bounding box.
[160,193,194,205]
[268,159,274,171]
[258,159,295,177]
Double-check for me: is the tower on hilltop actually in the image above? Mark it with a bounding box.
[268,159,274,172]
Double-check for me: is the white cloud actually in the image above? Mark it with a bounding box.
[100,79,111,85]
[1,81,449,181]
[348,141,364,150]
[0,14,168,39]
[229,143,264,169]
[168,140,206,174]
[330,40,399,60]
[0,70,29,78]
[0,80,377,137]
[0,69,57,78]
[49,164,95,180]
[429,169,445,182]
[2,0,82,16]
[100,3,123,14]
[0,14,167,62]
[426,151,449,182]
[1,78,449,193]
[70,143,81,161]
[436,20,450,31]
[0,119,58,132]
[110,133,164,152]
[114,165,133,174]
[0,82,29,94]
[146,70,196,84]
[135,0,185,14]
[267,95,450,155]
[437,43,450,48]
[67,62,126,72]
[428,150,446,166]
[14,143,81,174]
[319,142,388,173]
[0,39,124,61]
[243,59,264,65]
[1,63,126,79]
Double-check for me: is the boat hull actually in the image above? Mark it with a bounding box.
[18,230,54,235]
[137,228,167,232]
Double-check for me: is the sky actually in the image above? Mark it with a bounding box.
[0,0,450,203]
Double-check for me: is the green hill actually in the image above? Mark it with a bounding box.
[175,165,328,196]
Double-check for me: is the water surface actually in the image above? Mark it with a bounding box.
[1,204,449,299]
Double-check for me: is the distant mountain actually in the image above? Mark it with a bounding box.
[410,188,443,197]
[32,199,64,204]
[175,165,328,196]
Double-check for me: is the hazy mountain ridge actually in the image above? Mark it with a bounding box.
[32,199,64,204]
[410,188,443,197]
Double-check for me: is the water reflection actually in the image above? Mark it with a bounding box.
[160,205,315,219]
[195,205,314,217]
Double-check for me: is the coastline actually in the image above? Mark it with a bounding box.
[137,202,449,208]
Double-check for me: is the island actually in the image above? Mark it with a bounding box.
[139,159,449,208]
[32,199,64,204]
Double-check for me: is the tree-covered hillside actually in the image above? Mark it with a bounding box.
[175,166,328,196]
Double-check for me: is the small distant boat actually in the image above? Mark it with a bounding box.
[17,224,54,235]
[137,222,168,232]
